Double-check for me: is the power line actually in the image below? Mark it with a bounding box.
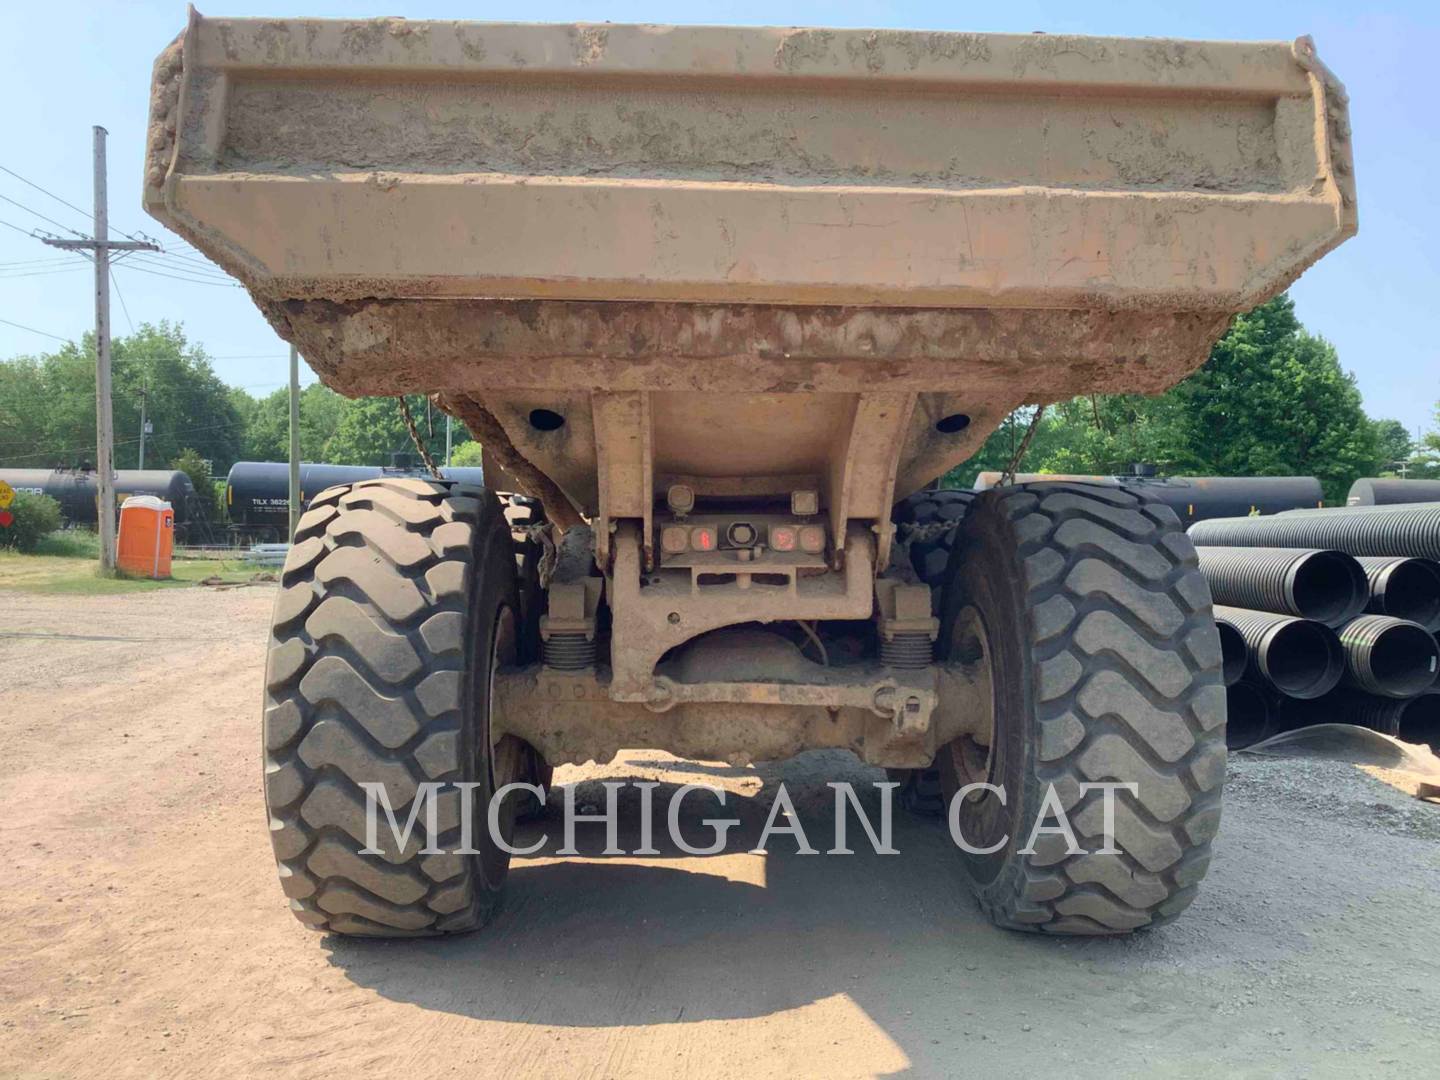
[112,271,136,335]
[125,254,237,283]
[0,192,89,238]
[0,164,96,228]
[128,249,234,275]
[0,256,77,268]
[0,216,43,238]
[0,162,151,244]
[152,249,226,272]
[112,262,241,288]
[0,266,85,280]
[0,315,71,342]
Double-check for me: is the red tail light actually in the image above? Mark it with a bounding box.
[769,525,798,552]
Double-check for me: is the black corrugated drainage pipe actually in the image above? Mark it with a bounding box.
[1354,555,1440,630]
[1215,620,1247,686]
[1396,691,1440,751]
[1188,503,1440,561]
[1212,606,1345,700]
[1335,615,1440,698]
[1280,688,1440,742]
[1225,682,1275,750]
[1197,548,1368,627]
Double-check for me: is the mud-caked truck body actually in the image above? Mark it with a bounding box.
[145,15,1355,935]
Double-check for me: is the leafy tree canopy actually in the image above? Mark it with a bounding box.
[945,296,1394,504]
[1,306,1430,508]
[447,440,485,467]
[0,323,244,473]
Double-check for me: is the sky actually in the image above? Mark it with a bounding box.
[1,1,1436,437]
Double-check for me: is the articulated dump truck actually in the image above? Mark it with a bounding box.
[145,14,1355,937]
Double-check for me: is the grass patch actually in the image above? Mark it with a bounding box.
[0,531,273,595]
[32,530,100,558]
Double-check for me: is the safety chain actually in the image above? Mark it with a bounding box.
[897,520,958,543]
[999,404,1047,486]
[525,522,559,588]
[396,396,444,479]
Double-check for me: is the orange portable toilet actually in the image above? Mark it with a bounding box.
[116,495,174,578]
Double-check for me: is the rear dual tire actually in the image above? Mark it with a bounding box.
[262,477,546,936]
[935,483,1227,933]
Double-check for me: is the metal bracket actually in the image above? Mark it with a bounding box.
[540,578,604,641]
[874,579,940,642]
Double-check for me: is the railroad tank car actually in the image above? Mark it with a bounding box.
[1346,478,1440,506]
[225,461,490,536]
[0,468,198,526]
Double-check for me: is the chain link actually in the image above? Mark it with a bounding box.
[897,519,958,543]
[396,396,443,479]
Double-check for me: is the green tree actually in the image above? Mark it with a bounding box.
[170,448,219,523]
[0,357,47,464]
[1035,394,1192,476]
[448,440,485,467]
[322,394,441,466]
[1415,403,1440,478]
[941,406,1070,488]
[1371,419,1412,473]
[236,383,351,463]
[0,323,245,472]
[1166,297,1380,501]
[950,297,1383,503]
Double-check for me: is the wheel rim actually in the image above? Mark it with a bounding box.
[485,604,524,840]
[947,604,996,800]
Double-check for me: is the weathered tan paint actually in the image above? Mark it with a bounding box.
[495,627,991,767]
[606,522,876,700]
[146,18,1353,314]
[257,297,1224,518]
[143,18,1357,710]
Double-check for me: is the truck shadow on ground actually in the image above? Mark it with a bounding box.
[320,752,1197,1074]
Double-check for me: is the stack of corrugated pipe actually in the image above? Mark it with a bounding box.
[1187,498,1440,751]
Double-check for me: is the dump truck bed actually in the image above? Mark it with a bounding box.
[143,17,1356,517]
[147,18,1354,313]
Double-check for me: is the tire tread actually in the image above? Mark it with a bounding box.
[957,483,1224,934]
[263,477,510,936]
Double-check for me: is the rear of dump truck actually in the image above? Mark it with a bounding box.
[144,15,1355,936]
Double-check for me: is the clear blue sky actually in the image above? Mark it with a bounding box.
[2,2,1436,436]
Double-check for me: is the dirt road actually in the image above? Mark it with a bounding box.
[2,585,1438,1078]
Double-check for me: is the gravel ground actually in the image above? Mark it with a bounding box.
[2,585,1438,1079]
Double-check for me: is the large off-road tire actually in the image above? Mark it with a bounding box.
[888,488,977,815]
[262,477,530,936]
[893,488,976,587]
[501,494,554,817]
[937,483,1226,934]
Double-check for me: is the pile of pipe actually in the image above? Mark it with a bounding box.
[1188,501,1440,751]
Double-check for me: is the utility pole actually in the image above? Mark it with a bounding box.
[288,343,301,540]
[42,127,158,572]
[445,414,453,467]
[137,387,148,469]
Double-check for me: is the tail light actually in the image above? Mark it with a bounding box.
[690,526,717,551]
[798,525,826,553]
[769,525,798,552]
